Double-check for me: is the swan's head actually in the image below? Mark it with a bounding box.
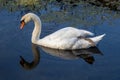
[20,13,40,29]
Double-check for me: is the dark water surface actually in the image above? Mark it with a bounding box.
[0,9,120,80]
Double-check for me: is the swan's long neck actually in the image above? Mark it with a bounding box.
[31,15,41,44]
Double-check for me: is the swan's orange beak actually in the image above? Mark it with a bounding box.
[20,21,25,29]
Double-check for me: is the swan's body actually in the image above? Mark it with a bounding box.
[20,13,105,50]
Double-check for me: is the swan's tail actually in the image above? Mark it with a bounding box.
[90,34,106,45]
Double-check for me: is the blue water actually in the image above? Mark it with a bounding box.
[0,10,120,80]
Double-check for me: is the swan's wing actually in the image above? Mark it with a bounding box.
[44,27,94,40]
[39,36,93,50]
[38,27,94,49]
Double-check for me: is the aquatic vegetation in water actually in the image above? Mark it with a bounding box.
[0,0,120,27]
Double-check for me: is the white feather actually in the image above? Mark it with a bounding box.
[90,34,106,45]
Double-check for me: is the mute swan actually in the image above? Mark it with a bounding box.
[20,13,105,50]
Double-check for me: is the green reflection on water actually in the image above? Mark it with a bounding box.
[0,0,120,27]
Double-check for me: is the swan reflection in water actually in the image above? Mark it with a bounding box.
[20,44,103,70]
[20,44,40,70]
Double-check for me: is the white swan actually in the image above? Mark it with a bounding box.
[20,13,105,50]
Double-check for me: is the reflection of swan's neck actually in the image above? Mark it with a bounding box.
[32,16,41,44]
[20,44,40,70]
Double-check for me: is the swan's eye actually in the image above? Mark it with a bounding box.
[20,20,25,23]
